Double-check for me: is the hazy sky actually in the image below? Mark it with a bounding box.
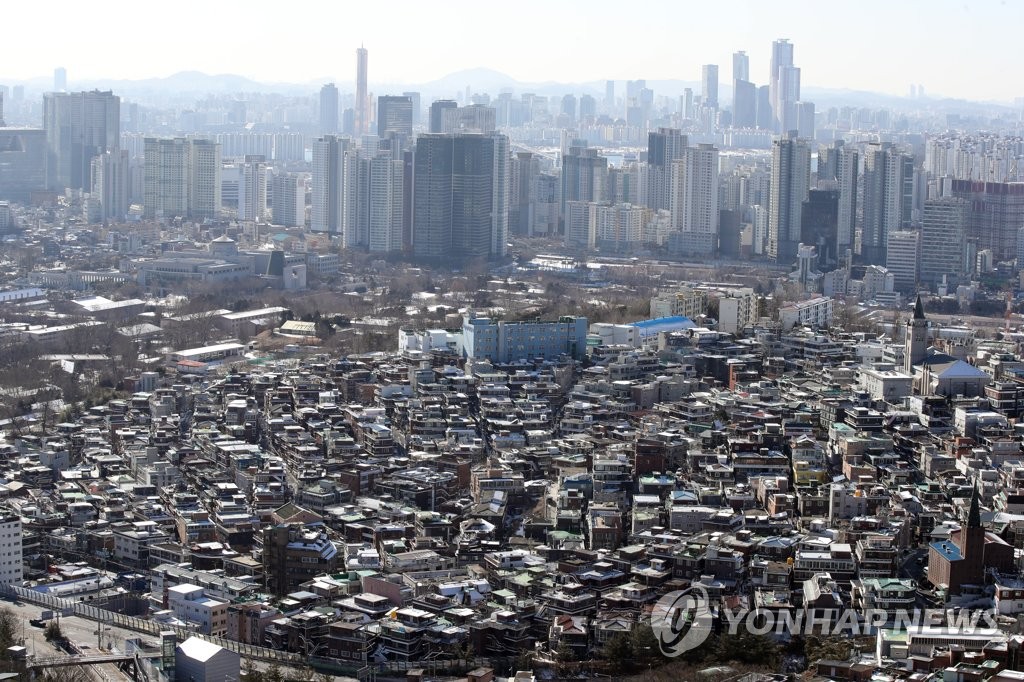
[3,0,1021,101]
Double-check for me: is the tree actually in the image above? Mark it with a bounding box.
[242,658,265,682]
[0,607,18,654]
[711,631,781,669]
[265,663,284,682]
[803,634,853,664]
[513,649,534,674]
[629,623,665,664]
[44,619,64,642]
[600,631,634,672]
[41,668,90,682]
[554,641,576,662]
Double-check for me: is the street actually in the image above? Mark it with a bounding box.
[1,597,359,681]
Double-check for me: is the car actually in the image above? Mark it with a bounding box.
[29,619,46,628]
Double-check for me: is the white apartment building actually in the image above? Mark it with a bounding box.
[365,152,404,254]
[650,287,708,319]
[857,364,914,403]
[779,296,833,331]
[168,583,229,635]
[718,288,760,334]
[0,516,22,585]
[670,143,719,255]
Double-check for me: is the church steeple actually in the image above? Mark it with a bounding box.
[905,295,929,373]
[967,483,982,529]
[913,294,925,320]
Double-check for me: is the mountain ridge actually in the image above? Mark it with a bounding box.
[2,69,1016,110]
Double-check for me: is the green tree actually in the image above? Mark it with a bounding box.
[600,631,634,672]
[513,649,534,673]
[711,631,781,669]
[44,620,64,642]
[629,623,670,668]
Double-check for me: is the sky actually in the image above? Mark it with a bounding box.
[2,0,1021,102]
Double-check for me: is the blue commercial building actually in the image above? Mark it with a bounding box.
[628,316,696,344]
[462,314,587,364]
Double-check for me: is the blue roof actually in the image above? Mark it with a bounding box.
[930,540,962,562]
[629,316,694,330]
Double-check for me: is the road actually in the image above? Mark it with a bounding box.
[2,597,139,681]
[2,597,359,681]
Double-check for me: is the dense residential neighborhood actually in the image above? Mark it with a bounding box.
[6,240,1024,681]
[1,12,1023,681]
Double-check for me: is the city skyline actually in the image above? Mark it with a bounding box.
[1,0,1021,103]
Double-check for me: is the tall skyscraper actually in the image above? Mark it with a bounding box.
[412,133,509,263]
[579,95,596,121]
[885,230,920,293]
[701,65,719,110]
[319,83,339,134]
[560,142,607,225]
[355,47,369,136]
[144,138,188,219]
[377,95,414,139]
[402,92,421,126]
[510,152,539,237]
[769,39,799,132]
[560,94,577,123]
[441,104,496,134]
[733,51,750,83]
[756,86,772,129]
[429,100,458,134]
[90,150,129,223]
[732,80,757,128]
[829,142,859,258]
[143,137,220,221]
[768,131,811,262]
[670,143,720,255]
[683,89,694,119]
[861,142,913,265]
[799,189,839,269]
[777,66,801,132]
[237,155,267,222]
[44,90,120,191]
[564,201,594,250]
[797,101,815,140]
[188,139,222,222]
[311,135,358,242]
[361,150,404,253]
[950,180,1024,262]
[271,172,306,228]
[920,197,968,286]
[604,81,615,111]
[607,164,640,205]
[645,128,687,212]
[53,67,67,92]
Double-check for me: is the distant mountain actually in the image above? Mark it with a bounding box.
[3,68,1014,110]
[420,68,520,96]
[78,71,315,96]
[8,71,314,98]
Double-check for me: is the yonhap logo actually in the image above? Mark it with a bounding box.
[650,586,714,656]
